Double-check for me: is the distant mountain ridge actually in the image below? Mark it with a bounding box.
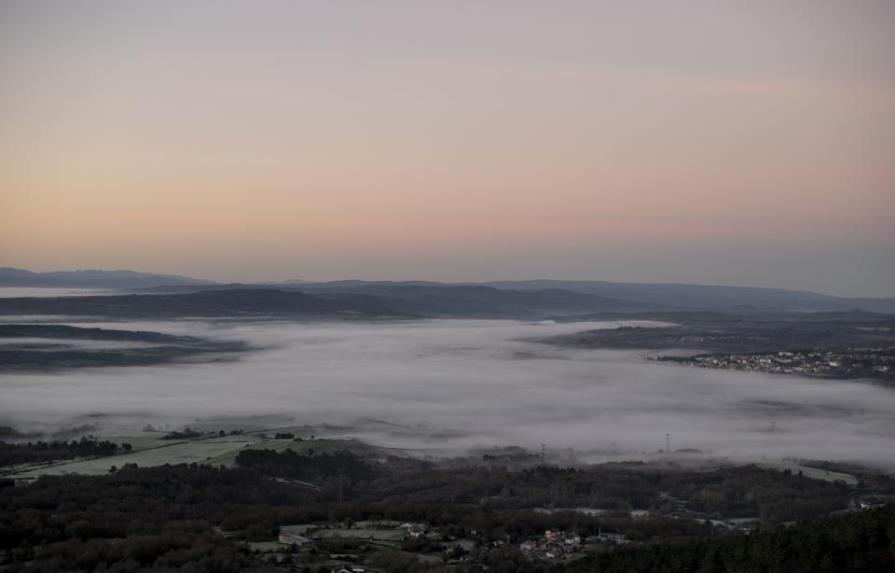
[289,280,895,314]
[478,280,895,314]
[2,267,893,314]
[0,285,658,319]
[0,288,411,319]
[308,284,664,317]
[0,267,214,289]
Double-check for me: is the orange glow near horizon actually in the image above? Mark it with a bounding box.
[1,1,893,295]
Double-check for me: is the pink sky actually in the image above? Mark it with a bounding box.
[1,1,893,295]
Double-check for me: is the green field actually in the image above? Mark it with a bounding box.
[12,434,260,479]
[9,430,382,481]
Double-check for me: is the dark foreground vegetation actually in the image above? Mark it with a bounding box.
[0,437,127,468]
[2,444,894,572]
[565,506,895,573]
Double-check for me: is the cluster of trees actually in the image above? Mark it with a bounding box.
[161,428,204,440]
[1,451,892,572]
[0,437,126,467]
[353,462,851,524]
[566,505,895,573]
[0,464,312,552]
[4,530,282,573]
[235,448,376,483]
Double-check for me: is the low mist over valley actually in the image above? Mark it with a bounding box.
[2,282,894,468]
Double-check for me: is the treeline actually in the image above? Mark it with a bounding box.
[160,427,204,440]
[235,448,377,483]
[0,437,126,467]
[236,450,854,524]
[566,504,895,573]
[3,530,281,573]
[1,452,890,572]
[361,463,851,524]
[0,462,703,572]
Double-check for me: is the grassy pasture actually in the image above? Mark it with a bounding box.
[13,434,261,478]
[9,434,381,480]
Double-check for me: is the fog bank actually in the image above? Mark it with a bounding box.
[2,319,894,466]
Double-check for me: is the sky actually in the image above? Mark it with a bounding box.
[1,1,893,296]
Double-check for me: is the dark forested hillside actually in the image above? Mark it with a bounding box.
[565,505,895,573]
[0,286,657,320]
[0,289,407,319]
[0,324,247,371]
[2,449,891,572]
